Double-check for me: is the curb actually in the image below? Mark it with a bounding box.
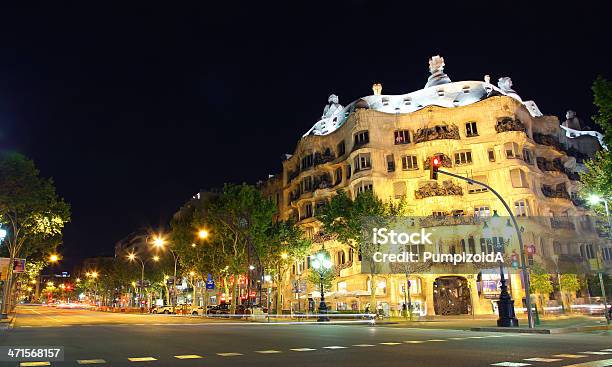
[471,325,611,334]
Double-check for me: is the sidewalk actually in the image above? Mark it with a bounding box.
[0,313,15,331]
[379,314,610,333]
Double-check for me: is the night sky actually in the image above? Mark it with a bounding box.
[0,2,609,269]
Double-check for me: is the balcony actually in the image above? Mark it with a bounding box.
[495,117,526,133]
[419,215,484,228]
[414,124,460,143]
[314,150,336,166]
[536,157,564,173]
[415,180,463,199]
[533,132,564,151]
[550,217,575,230]
[541,184,571,200]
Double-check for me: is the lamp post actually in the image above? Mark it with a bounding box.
[152,236,179,306]
[588,195,610,324]
[311,251,332,322]
[483,211,519,327]
[127,253,159,310]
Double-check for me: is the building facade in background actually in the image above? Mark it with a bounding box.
[260,56,609,317]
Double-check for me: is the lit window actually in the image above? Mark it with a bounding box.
[510,169,529,188]
[402,155,418,170]
[454,151,473,165]
[355,181,373,195]
[523,148,533,164]
[337,281,347,292]
[394,130,411,144]
[504,142,520,159]
[354,153,371,172]
[301,154,313,169]
[301,176,313,192]
[488,148,496,162]
[386,154,395,172]
[354,130,369,147]
[514,199,529,217]
[465,122,478,137]
[474,206,490,217]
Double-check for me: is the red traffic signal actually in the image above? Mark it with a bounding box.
[430,155,443,180]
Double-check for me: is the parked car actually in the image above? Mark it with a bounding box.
[190,305,205,316]
[207,303,230,316]
[151,305,175,314]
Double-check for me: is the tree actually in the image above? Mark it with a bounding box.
[317,190,404,310]
[529,263,553,315]
[559,273,581,311]
[206,184,276,313]
[306,249,336,294]
[258,219,311,314]
[0,153,71,315]
[579,76,612,209]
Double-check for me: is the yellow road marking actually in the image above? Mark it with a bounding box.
[77,360,106,364]
[19,363,50,367]
[427,339,446,342]
[256,350,282,354]
[379,342,402,345]
[553,354,587,358]
[174,355,203,359]
[404,340,425,344]
[128,357,157,361]
[217,352,243,356]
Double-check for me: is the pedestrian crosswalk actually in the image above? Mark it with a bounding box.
[13,336,612,366]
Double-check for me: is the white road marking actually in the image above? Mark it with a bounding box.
[19,363,51,367]
[581,352,612,355]
[352,344,375,347]
[491,363,531,367]
[174,355,203,359]
[523,358,562,362]
[448,337,470,340]
[323,346,347,349]
[404,340,426,344]
[558,359,612,367]
[256,350,282,354]
[217,352,243,356]
[77,360,107,364]
[290,348,316,352]
[379,342,402,345]
[602,350,612,352]
[426,339,446,342]
[553,354,587,358]
[127,357,157,361]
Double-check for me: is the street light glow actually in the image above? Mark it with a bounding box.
[153,236,165,248]
[49,254,59,263]
[153,255,160,262]
[281,252,288,260]
[189,271,195,276]
[127,253,136,261]
[589,194,603,205]
[198,229,209,239]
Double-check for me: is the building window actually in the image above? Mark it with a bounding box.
[354,130,369,147]
[488,148,496,162]
[315,201,326,213]
[335,167,342,185]
[474,206,490,217]
[393,181,407,199]
[394,130,410,144]
[468,236,476,253]
[355,181,373,195]
[354,153,371,172]
[301,203,313,219]
[514,199,529,217]
[510,168,529,188]
[401,155,418,170]
[386,154,395,172]
[468,175,488,194]
[301,176,313,192]
[454,151,473,165]
[348,248,354,262]
[603,247,612,261]
[523,148,533,164]
[337,251,346,265]
[504,142,520,159]
[337,140,346,156]
[301,154,313,170]
[465,122,478,137]
[580,244,595,259]
[346,164,352,180]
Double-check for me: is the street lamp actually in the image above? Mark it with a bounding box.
[49,254,60,263]
[198,229,209,240]
[311,251,332,322]
[152,237,179,306]
[483,211,519,327]
[127,253,160,309]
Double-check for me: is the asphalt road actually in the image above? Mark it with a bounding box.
[1,305,611,367]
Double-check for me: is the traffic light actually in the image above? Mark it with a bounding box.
[430,155,442,180]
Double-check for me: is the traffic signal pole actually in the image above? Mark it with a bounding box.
[436,168,535,329]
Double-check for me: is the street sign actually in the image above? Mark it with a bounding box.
[206,280,215,290]
[207,273,212,281]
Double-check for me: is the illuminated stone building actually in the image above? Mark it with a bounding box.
[260,56,609,317]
